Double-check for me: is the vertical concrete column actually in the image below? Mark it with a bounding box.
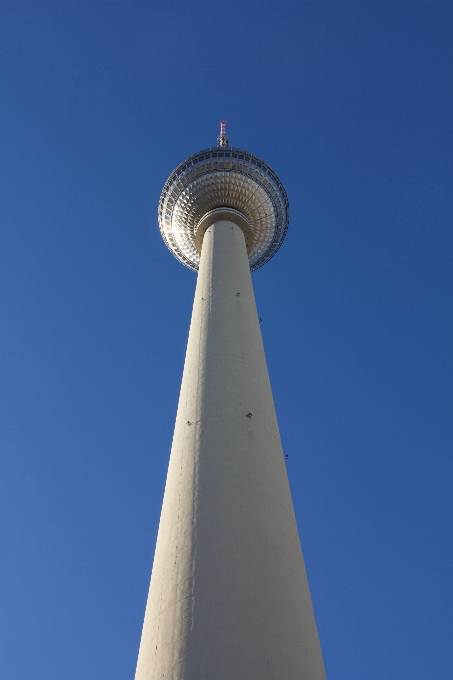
[135,221,326,680]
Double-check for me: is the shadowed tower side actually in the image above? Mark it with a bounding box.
[135,125,327,680]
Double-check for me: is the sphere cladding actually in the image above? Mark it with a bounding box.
[158,147,290,271]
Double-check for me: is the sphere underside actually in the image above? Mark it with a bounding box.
[158,147,289,271]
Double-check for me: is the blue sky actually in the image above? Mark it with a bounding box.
[0,3,451,679]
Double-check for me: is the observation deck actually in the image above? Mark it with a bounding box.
[158,146,289,272]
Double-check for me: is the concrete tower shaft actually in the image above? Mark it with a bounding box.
[134,220,327,680]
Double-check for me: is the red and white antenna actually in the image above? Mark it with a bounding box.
[217,120,229,147]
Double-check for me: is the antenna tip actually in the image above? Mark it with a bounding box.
[217,120,229,147]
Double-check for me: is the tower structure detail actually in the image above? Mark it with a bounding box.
[158,142,289,272]
[135,126,326,680]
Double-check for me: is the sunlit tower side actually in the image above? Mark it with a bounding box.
[134,122,327,680]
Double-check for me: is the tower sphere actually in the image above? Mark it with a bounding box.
[158,146,290,271]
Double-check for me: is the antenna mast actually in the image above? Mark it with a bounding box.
[217,120,229,147]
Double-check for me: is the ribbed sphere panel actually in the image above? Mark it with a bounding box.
[158,147,289,271]
[134,222,326,680]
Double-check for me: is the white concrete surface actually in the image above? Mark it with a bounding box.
[135,221,326,680]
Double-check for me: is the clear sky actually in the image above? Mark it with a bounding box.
[0,3,451,679]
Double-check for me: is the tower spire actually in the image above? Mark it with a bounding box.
[217,119,229,147]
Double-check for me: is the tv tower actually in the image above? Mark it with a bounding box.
[134,123,327,680]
